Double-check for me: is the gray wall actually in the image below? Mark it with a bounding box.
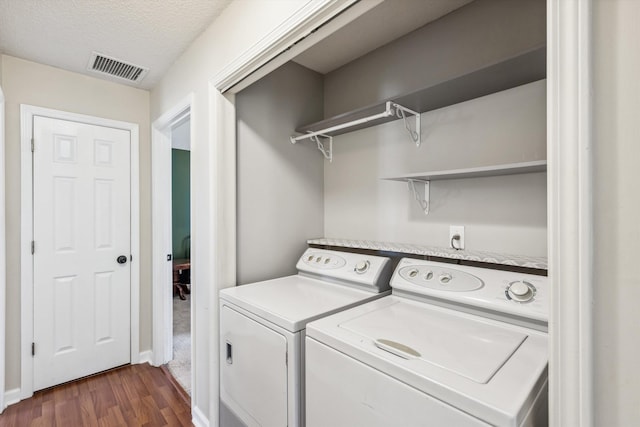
[323,0,546,117]
[593,0,640,424]
[320,0,547,257]
[324,80,546,256]
[236,62,324,284]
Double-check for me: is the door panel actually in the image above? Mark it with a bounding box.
[33,116,131,391]
[220,305,288,427]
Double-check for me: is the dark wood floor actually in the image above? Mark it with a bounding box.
[0,363,193,427]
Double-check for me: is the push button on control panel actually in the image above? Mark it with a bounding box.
[439,273,452,284]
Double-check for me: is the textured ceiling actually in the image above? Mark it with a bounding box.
[0,0,233,89]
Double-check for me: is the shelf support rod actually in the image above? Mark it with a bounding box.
[407,179,430,214]
[290,109,393,144]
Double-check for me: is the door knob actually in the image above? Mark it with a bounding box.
[117,255,128,264]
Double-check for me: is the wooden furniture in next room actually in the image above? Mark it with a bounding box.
[173,258,190,300]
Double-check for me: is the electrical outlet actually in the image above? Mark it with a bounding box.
[449,226,465,250]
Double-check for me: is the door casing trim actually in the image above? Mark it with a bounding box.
[150,94,192,362]
[19,104,140,399]
[0,86,5,413]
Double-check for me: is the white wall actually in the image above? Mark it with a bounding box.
[592,0,640,424]
[324,80,546,257]
[149,1,317,422]
[1,54,151,391]
[236,62,324,285]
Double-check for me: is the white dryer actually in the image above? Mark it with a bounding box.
[306,258,549,427]
[219,248,393,427]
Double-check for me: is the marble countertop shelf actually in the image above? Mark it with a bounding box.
[307,238,547,271]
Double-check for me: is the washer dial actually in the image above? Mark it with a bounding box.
[506,280,536,302]
[354,260,370,274]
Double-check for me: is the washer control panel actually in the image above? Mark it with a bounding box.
[398,265,483,292]
[297,249,393,293]
[301,252,347,269]
[391,258,548,324]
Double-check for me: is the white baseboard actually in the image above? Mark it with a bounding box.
[192,405,210,427]
[138,350,153,365]
[2,388,21,412]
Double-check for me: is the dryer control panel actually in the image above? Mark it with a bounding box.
[391,258,548,327]
[297,249,393,293]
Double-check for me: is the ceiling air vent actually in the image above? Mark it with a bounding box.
[87,52,149,83]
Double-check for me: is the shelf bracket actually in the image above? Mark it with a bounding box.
[312,134,332,162]
[290,133,332,162]
[390,102,421,147]
[407,179,430,214]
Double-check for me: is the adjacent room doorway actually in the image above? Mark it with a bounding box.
[167,115,192,394]
[151,97,194,402]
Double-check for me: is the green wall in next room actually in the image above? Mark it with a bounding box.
[172,148,190,259]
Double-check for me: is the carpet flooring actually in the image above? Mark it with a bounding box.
[168,293,191,395]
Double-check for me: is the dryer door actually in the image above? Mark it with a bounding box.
[221,305,288,427]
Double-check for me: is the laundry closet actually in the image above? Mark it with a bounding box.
[229,0,547,425]
[236,0,546,283]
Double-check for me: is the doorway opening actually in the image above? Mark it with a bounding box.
[167,115,192,394]
[151,96,194,403]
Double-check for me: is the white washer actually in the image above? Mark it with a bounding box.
[306,258,549,427]
[219,248,393,427]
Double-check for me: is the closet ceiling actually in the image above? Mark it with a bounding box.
[294,0,474,74]
[0,0,232,89]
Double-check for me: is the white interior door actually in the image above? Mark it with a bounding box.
[32,115,131,391]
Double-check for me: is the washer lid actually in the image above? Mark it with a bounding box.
[340,300,527,384]
[307,297,548,426]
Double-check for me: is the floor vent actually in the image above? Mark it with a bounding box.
[87,52,148,83]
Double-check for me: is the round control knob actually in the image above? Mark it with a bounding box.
[408,268,419,278]
[424,271,434,280]
[354,260,370,274]
[507,281,535,302]
[439,273,452,284]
